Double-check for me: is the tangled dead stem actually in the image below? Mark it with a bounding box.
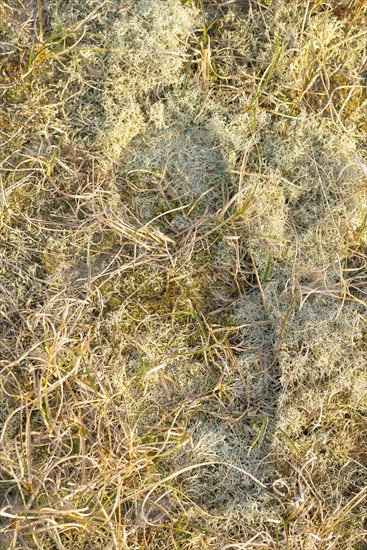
[1,0,367,548]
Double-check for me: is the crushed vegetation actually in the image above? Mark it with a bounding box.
[1,0,367,548]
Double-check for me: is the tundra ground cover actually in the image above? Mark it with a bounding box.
[1,1,367,548]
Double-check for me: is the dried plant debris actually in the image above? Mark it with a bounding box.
[1,0,367,548]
